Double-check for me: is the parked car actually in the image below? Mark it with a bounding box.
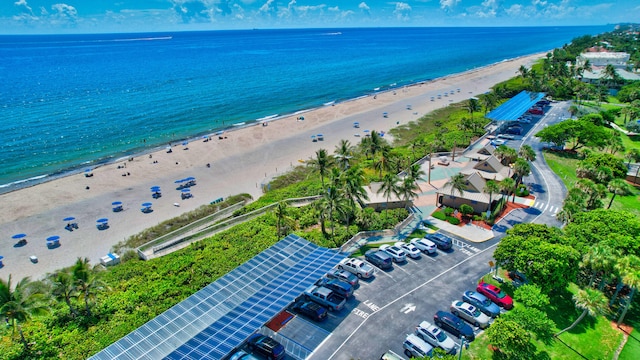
[379,350,405,360]
[230,350,260,360]
[477,281,514,310]
[338,258,375,279]
[380,244,407,263]
[246,334,286,360]
[315,277,354,298]
[403,333,434,359]
[424,233,453,250]
[433,311,475,341]
[462,290,501,317]
[365,249,393,270]
[508,270,528,288]
[450,301,492,329]
[410,238,437,254]
[395,242,421,259]
[504,127,522,135]
[415,320,458,355]
[326,268,359,287]
[291,299,328,322]
[304,285,346,311]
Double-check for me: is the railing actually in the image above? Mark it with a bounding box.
[339,213,415,253]
[137,195,321,260]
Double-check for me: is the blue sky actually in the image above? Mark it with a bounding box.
[2,0,637,34]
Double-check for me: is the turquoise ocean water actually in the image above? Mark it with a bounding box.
[0,26,610,192]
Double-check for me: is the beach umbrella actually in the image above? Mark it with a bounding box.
[181,189,190,193]
[111,201,122,206]
[174,179,185,184]
[363,129,370,133]
[142,202,152,207]
[97,218,108,223]
[0,256,3,261]
[11,233,26,239]
[182,141,188,146]
[63,216,75,222]
[185,176,195,181]
[299,116,305,120]
[150,186,161,190]
[46,236,60,242]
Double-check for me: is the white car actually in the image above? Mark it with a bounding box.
[415,320,458,355]
[450,300,492,329]
[395,242,421,259]
[409,238,437,254]
[379,244,407,263]
[337,258,375,279]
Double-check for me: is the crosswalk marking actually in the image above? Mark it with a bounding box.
[531,201,560,215]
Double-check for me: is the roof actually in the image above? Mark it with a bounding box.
[580,68,640,81]
[437,172,491,204]
[91,234,346,360]
[364,182,405,204]
[460,156,512,181]
[486,91,545,122]
[467,144,495,161]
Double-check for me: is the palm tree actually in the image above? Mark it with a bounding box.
[494,145,518,165]
[483,180,500,212]
[50,270,79,317]
[557,200,581,224]
[517,65,530,79]
[377,173,400,212]
[481,92,498,115]
[334,139,353,170]
[601,64,620,88]
[580,245,617,288]
[610,255,640,306]
[308,149,332,187]
[72,257,108,318]
[518,145,536,162]
[445,173,466,197]
[320,185,349,243]
[513,158,531,188]
[0,276,49,350]
[342,165,369,228]
[606,179,633,209]
[499,177,516,203]
[274,201,290,238]
[555,288,608,336]
[616,255,640,325]
[406,163,426,188]
[373,146,392,177]
[361,130,384,159]
[466,98,481,121]
[398,176,420,205]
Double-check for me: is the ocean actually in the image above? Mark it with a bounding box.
[0,26,610,192]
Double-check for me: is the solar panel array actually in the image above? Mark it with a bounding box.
[91,234,346,360]
[486,91,545,121]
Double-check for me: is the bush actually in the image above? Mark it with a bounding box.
[443,207,454,216]
[516,184,529,197]
[447,216,460,225]
[432,210,447,220]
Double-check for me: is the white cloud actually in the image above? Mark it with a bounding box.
[259,0,275,13]
[51,3,78,21]
[328,6,339,12]
[440,0,460,12]
[393,2,412,21]
[359,2,371,16]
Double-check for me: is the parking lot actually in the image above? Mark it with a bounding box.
[246,230,501,360]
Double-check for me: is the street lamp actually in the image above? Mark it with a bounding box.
[458,335,469,360]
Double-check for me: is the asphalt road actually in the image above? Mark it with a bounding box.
[294,102,570,360]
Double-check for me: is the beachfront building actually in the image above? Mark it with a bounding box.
[436,172,492,213]
[576,50,640,84]
[467,143,496,162]
[459,155,512,182]
[363,182,412,211]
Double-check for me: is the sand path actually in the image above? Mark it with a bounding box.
[0,53,544,281]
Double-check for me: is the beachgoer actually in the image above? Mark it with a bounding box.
[206,163,211,168]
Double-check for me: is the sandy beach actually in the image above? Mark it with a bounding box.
[0,53,544,282]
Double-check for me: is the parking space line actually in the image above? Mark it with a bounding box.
[326,243,499,360]
[394,264,410,274]
[424,255,437,262]
[375,269,394,280]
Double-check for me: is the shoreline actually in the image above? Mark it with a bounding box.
[0,52,546,282]
[0,52,544,196]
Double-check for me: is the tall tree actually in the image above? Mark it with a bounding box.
[319,185,349,242]
[483,180,500,212]
[72,257,108,318]
[606,178,633,209]
[466,97,481,121]
[518,145,536,162]
[494,145,518,165]
[308,148,332,187]
[377,173,400,213]
[334,139,353,170]
[398,176,420,204]
[513,158,531,187]
[406,163,426,188]
[555,288,608,336]
[0,276,49,350]
[499,177,516,203]
[617,255,640,325]
[50,270,79,317]
[444,173,466,197]
[580,245,618,288]
[274,201,292,238]
[341,165,369,229]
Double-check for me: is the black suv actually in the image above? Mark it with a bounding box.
[433,311,475,341]
[364,250,392,270]
[291,300,328,322]
[425,233,452,250]
[247,334,286,360]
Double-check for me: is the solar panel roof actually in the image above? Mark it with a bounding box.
[486,90,545,121]
[90,234,346,360]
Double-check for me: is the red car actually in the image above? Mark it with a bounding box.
[476,281,513,310]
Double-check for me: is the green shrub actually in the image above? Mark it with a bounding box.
[447,216,460,225]
[432,210,447,220]
[516,184,529,197]
[443,207,454,216]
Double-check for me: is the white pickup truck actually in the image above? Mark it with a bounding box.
[337,258,375,279]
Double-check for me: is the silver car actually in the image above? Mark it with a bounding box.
[409,238,437,254]
[415,320,457,355]
[380,244,407,263]
[450,300,491,329]
[395,242,421,259]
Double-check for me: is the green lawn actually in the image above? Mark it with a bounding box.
[543,150,580,188]
[619,329,640,360]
